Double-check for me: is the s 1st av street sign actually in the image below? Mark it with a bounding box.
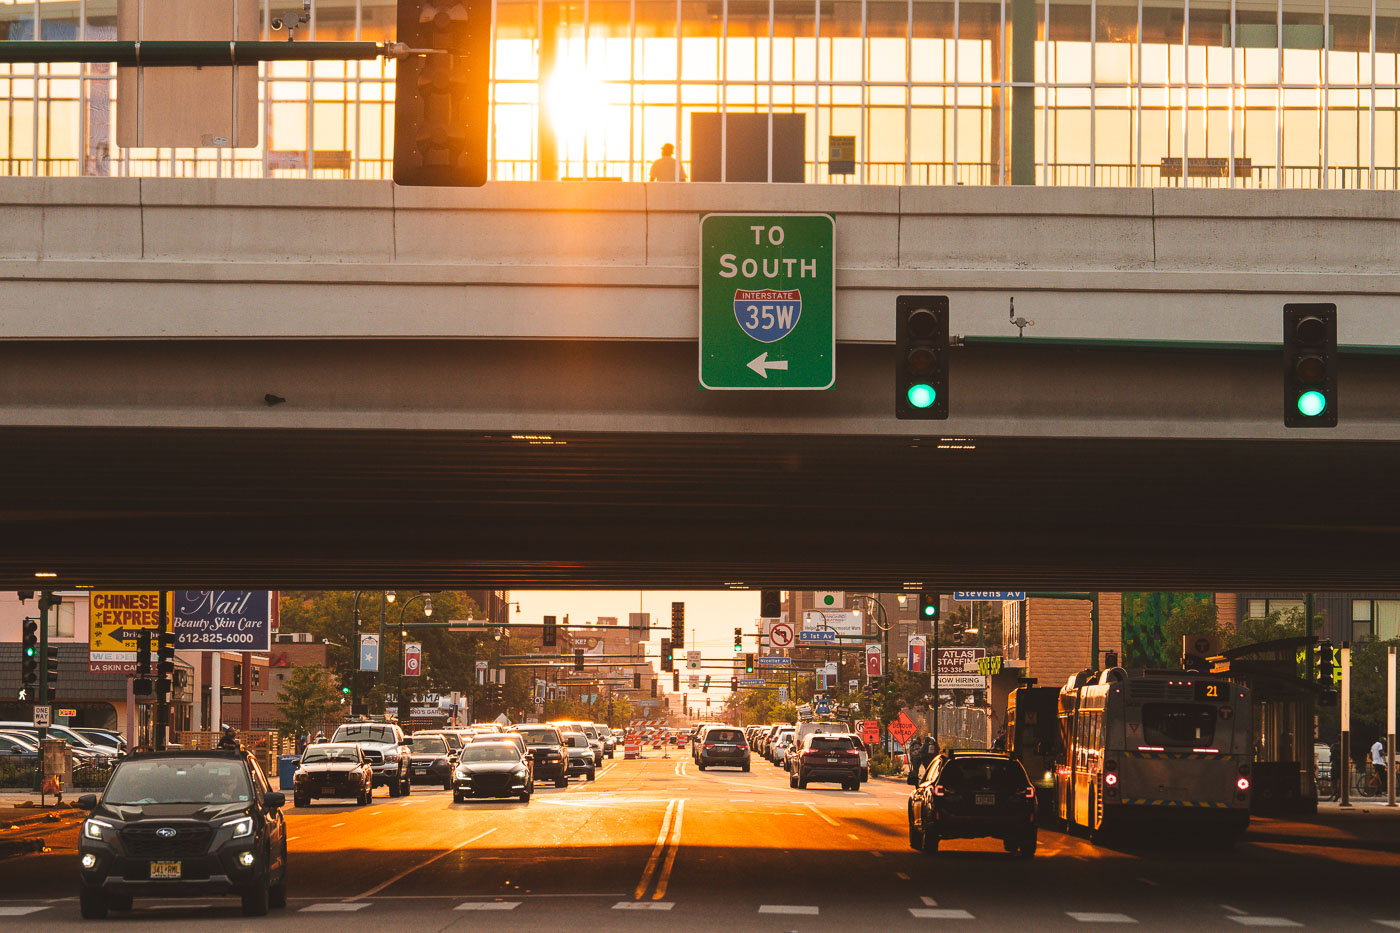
[699,213,835,390]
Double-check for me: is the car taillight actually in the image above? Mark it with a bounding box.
[1237,777,1250,791]
[933,784,946,797]
[1024,786,1035,798]
[737,744,747,750]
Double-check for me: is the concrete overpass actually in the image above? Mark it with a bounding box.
[1,179,1398,590]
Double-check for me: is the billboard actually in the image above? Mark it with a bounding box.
[170,591,273,652]
[88,590,161,673]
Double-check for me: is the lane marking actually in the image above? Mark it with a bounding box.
[760,905,819,915]
[652,799,685,900]
[302,903,371,912]
[1136,878,1159,887]
[1067,913,1137,923]
[911,908,975,920]
[633,799,678,900]
[1228,920,1301,928]
[287,836,301,842]
[896,872,911,880]
[870,850,884,858]
[1222,906,1248,915]
[1372,922,1400,929]
[346,827,497,902]
[847,833,860,841]
[922,897,939,906]
[0,907,50,916]
[455,902,520,911]
[331,822,346,828]
[614,902,674,910]
[806,804,838,826]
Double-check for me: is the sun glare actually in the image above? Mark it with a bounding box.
[544,57,610,142]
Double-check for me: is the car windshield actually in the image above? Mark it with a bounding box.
[410,736,448,754]
[809,736,854,751]
[708,730,743,743]
[460,745,519,763]
[519,729,561,746]
[940,759,1026,792]
[334,725,395,743]
[564,734,588,748]
[301,746,360,764]
[104,758,253,805]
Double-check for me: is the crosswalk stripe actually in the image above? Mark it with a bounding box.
[455,902,520,911]
[1228,919,1301,928]
[760,905,819,915]
[301,903,370,912]
[910,908,975,919]
[613,902,674,910]
[1067,912,1138,923]
[0,907,50,916]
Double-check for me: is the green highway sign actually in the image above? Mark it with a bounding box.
[699,213,835,390]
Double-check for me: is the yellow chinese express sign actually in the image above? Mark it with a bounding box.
[89,591,162,654]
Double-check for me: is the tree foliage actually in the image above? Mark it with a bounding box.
[273,664,343,737]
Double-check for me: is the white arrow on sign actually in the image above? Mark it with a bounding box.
[746,352,789,378]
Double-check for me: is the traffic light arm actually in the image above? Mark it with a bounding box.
[0,40,398,66]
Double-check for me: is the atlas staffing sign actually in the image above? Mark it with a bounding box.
[699,213,835,390]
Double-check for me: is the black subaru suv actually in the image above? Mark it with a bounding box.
[76,749,288,918]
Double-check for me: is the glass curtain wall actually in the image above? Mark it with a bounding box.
[2,0,1400,187]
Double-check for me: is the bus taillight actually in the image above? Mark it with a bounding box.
[1236,777,1250,791]
[1104,772,1119,786]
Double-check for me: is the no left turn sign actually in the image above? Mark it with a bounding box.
[769,621,795,648]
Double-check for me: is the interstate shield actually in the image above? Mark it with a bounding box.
[733,289,802,344]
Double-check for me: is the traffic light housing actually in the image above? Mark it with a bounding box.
[1316,640,1340,706]
[156,630,177,676]
[393,1,491,188]
[702,675,710,693]
[44,645,60,691]
[671,602,685,649]
[660,638,673,673]
[672,671,680,692]
[650,678,658,698]
[744,652,755,674]
[734,627,743,652]
[1284,303,1338,427]
[918,592,940,622]
[20,619,38,688]
[895,295,949,419]
[136,629,152,678]
[574,648,584,672]
[633,671,641,690]
[760,589,781,618]
[730,676,738,691]
[543,615,557,648]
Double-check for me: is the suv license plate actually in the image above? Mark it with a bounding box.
[150,861,181,879]
[975,794,996,806]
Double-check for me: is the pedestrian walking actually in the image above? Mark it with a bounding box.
[1373,737,1388,794]
[648,143,687,182]
[907,731,926,784]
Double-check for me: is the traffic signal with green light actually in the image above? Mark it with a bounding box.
[20,619,38,688]
[744,652,755,674]
[393,1,491,187]
[895,295,949,420]
[661,638,673,673]
[1284,303,1337,427]
[734,627,743,652]
[918,592,940,622]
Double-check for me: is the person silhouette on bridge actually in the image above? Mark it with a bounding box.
[649,143,687,182]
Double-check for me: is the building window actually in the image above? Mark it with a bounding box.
[1353,599,1375,642]
[1376,601,1400,642]
[1246,599,1268,618]
[46,602,74,638]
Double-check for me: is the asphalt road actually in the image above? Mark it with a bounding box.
[3,752,1398,930]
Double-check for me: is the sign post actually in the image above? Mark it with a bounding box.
[699,213,835,390]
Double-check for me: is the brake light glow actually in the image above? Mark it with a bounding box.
[1104,772,1119,786]
[1192,748,1219,754]
[1024,786,1036,798]
[933,784,946,797]
[1236,777,1250,791]
[704,744,715,749]
[1137,746,1164,752]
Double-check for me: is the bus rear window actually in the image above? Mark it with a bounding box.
[1141,703,1216,747]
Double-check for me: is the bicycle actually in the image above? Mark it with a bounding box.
[1354,768,1385,798]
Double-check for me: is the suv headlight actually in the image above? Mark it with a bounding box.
[83,818,113,841]
[226,816,254,839]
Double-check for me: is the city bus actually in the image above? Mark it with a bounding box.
[1057,667,1252,844]
[1006,685,1061,817]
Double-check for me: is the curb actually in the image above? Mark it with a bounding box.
[0,837,45,859]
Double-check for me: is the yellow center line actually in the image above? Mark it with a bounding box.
[651,799,685,900]
[632,799,677,900]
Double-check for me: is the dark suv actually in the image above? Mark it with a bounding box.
[515,725,569,788]
[789,733,861,790]
[76,749,288,918]
[696,726,750,771]
[907,751,1038,857]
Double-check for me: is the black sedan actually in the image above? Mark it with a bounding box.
[452,742,532,802]
[292,744,373,806]
[908,750,1038,857]
[408,734,454,790]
